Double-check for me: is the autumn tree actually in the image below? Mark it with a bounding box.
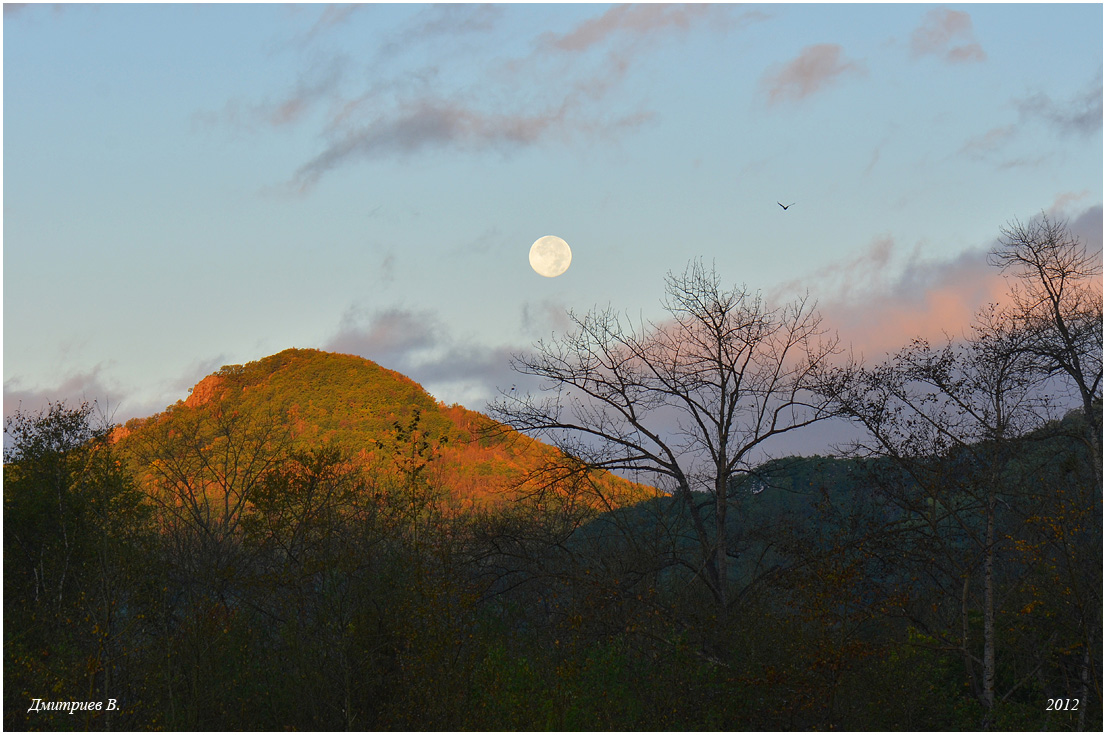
[490,260,839,608]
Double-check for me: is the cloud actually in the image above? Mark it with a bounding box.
[294,4,367,46]
[761,44,866,105]
[540,3,734,53]
[959,125,1017,158]
[1070,204,1104,256]
[4,366,124,426]
[267,61,346,127]
[2,4,67,19]
[327,306,439,363]
[521,299,575,338]
[1017,71,1103,138]
[194,57,346,133]
[292,101,559,190]
[957,70,1101,168]
[910,8,986,63]
[957,125,1052,170]
[291,95,651,191]
[198,4,747,191]
[2,352,242,429]
[805,203,1104,359]
[772,235,896,307]
[285,3,737,190]
[324,306,528,408]
[819,248,1010,359]
[369,5,504,65]
[398,4,502,44]
[773,233,1007,358]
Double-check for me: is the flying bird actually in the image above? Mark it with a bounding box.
[778,201,795,210]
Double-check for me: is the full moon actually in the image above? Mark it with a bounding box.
[529,235,572,278]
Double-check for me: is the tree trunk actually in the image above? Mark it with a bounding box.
[961,575,980,701]
[981,495,996,728]
[715,472,729,608]
[1078,632,1091,731]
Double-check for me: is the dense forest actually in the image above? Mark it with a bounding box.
[4,217,1101,731]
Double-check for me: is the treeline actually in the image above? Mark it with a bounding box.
[3,400,1098,730]
[4,214,1101,731]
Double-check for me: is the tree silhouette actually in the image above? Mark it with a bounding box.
[491,260,839,607]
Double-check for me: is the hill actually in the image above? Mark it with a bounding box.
[114,347,650,510]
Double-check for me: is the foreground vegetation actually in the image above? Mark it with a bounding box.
[4,398,1099,731]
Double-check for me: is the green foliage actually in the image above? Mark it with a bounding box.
[4,402,152,730]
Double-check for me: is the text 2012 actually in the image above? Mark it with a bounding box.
[1046,699,1079,711]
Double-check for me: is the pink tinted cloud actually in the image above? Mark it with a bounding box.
[761,44,866,105]
[813,205,1103,359]
[543,3,724,53]
[819,248,1012,359]
[910,8,986,64]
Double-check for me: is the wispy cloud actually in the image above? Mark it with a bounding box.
[957,70,1101,169]
[388,3,502,49]
[194,57,346,133]
[959,125,1017,159]
[540,3,735,53]
[910,7,986,64]
[292,98,649,191]
[4,366,123,425]
[294,4,367,46]
[327,306,439,363]
[324,306,526,408]
[1017,71,1103,138]
[1,353,246,429]
[2,3,68,18]
[202,4,747,192]
[761,44,866,105]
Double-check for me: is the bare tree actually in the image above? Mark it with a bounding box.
[992,214,1103,483]
[489,260,839,607]
[129,400,291,607]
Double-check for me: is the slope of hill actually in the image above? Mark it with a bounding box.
[115,348,650,509]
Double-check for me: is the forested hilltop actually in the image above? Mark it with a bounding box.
[112,348,649,511]
[5,218,1101,731]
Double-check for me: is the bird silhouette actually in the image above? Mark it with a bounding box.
[778,201,795,210]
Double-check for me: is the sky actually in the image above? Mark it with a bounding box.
[3,3,1103,448]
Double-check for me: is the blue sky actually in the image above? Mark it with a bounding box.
[4,3,1102,432]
